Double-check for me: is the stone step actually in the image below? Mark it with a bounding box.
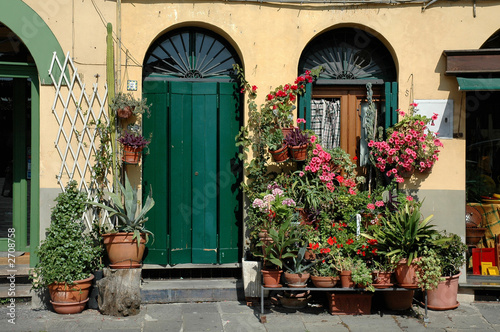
[140,278,244,303]
[0,283,31,298]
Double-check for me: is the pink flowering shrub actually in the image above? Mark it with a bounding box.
[368,103,443,182]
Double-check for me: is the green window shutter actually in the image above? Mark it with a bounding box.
[384,82,398,129]
[298,82,312,129]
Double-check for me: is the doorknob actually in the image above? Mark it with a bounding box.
[195,172,199,176]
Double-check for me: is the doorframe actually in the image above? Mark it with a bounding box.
[0,62,39,266]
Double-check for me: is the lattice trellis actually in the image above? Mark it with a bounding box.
[49,51,112,229]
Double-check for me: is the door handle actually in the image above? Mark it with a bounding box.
[195,172,199,176]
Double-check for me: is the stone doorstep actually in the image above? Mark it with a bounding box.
[140,278,244,303]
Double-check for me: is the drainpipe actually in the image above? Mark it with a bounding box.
[117,0,121,91]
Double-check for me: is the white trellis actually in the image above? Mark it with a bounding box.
[49,51,112,229]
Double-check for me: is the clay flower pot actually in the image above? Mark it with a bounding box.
[102,232,146,269]
[269,145,289,163]
[48,274,94,303]
[427,273,461,310]
[395,259,420,289]
[122,146,143,164]
[311,275,339,288]
[289,144,308,161]
[384,290,414,311]
[340,270,355,288]
[262,268,283,288]
[284,272,310,287]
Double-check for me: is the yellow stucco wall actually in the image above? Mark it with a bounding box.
[20,0,499,193]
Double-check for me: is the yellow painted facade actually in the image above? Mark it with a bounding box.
[2,0,500,263]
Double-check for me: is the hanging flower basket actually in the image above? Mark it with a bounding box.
[122,146,143,164]
[269,145,289,163]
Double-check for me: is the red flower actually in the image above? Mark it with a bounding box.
[327,237,334,246]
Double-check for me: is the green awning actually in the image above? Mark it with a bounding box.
[457,77,500,91]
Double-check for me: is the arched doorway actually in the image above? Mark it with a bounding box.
[0,23,37,259]
[142,27,243,265]
[298,27,397,170]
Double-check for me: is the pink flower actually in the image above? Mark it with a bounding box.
[367,203,376,210]
[310,135,317,143]
[432,113,438,121]
[375,201,384,207]
[299,171,304,177]
[406,196,414,201]
[297,118,306,124]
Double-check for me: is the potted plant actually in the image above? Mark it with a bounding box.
[284,119,310,161]
[31,181,102,314]
[283,244,317,287]
[110,92,150,119]
[118,125,150,164]
[426,233,467,310]
[309,257,339,288]
[362,198,448,288]
[371,256,396,288]
[351,260,375,292]
[257,219,300,287]
[88,174,154,269]
[266,129,289,163]
[368,103,444,183]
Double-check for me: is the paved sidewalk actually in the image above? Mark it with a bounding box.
[2,300,500,331]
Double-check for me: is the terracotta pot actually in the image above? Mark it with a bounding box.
[372,271,393,287]
[427,273,461,310]
[117,106,134,119]
[280,127,294,139]
[269,145,289,163]
[102,232,146,269]
[289,144,308,161]
[398,165,415,178]
[284,272,310,287]
[122,146,143,164]
[311,275,339,288]
[279,292,311,309]
[395,259,420,288]
[50,298,89,314]
[384,290,414,310]
[327,292,373,315]
[48,274,94,303]
[261,268,282,288]
[340,270,355,288]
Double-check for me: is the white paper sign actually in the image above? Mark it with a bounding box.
[414,99,453,139]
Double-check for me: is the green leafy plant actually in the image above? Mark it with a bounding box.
[415,246,443,290]
[88,174,155,247]
[310,258,338,277]
[257,219,300,269]
[266,129,285,151]
[433,232,467,277]
[31,181,102,288]
[110,92,150,118]
[351,260,375,292]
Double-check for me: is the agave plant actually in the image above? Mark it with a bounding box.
[89,174,154,246]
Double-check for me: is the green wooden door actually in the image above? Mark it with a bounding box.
[143,80,241,265]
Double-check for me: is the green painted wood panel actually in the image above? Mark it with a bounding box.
[143,80,169,264]
[169,82,193,264]
[191,83,218,263]
[218,82,242,263]
[142,80,241,265]
[298,83,312,130]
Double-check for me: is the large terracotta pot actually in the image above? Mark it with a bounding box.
[327,292,373,315]
[340,270,355,288]
[311,275,339,288]
[50,298,89,314]
[395,259,420,289]
[384,290,414,310]
[427,273,461,310]
[261,268,283,288]
[48,274,94,303]
[284,272,310,287]
[102,232,146,269]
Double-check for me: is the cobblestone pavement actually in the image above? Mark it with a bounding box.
[1,300,500,331]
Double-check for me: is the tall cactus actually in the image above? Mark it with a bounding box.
[106,23,119,193]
